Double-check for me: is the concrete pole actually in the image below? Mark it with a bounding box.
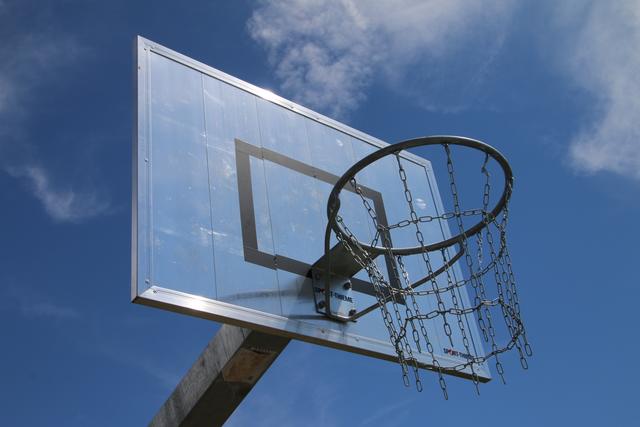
[149,324,290,426]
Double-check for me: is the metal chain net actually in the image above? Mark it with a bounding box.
[334,144,532,398]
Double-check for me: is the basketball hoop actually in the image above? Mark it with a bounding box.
[322,136,532,397]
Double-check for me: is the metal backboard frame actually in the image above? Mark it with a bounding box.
[131,36,490,381]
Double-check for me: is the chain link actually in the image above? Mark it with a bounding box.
[328,143,530,397]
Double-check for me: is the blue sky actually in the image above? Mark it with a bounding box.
[1,0,639,425]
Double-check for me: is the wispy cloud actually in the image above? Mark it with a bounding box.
[20,301,80,320]
[553,2,640,180]
[249,1,640,182]
[5,165,112,223]
[1,284,81,320]
[248,0,515,118]
[359,397,417,426]
[0,27,112,220]
[97,343,181,390]
[0,33,82,117]
[247,0,375,118]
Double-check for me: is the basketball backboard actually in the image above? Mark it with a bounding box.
[132,36,490,381]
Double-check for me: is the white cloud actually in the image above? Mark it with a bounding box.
[0,33,83,116]
[557,1,640,179]
[249,1,640,181]
[5,165,111,223]
[0,30,112,221]
[248,0,515,117]
[1,285,81,320]
[247,0,376,118]
[98,343,181,391]
[20,301,80,320]
[360,397,418,426]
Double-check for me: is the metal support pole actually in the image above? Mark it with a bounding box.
[149,324,290,427]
